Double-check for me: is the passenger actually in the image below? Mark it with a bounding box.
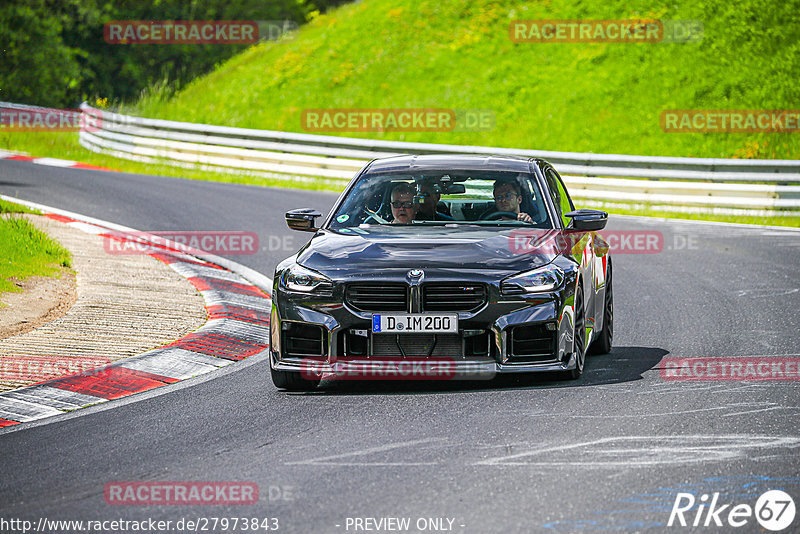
[490,178,533,223]
[415,179,454,221]
[389,182,418,224]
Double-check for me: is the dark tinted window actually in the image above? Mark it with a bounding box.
[545,168,575,228]
[328,170,554,228]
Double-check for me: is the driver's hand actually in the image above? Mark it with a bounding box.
[517,212,533,223]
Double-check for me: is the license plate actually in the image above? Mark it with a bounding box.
[372,314,458,334]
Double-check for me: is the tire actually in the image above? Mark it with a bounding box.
[562,282,586,380]
[589,261,613,355]
[271,366,320,391]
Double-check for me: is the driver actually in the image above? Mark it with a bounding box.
[490,178,533,223]
[390,182,418,224]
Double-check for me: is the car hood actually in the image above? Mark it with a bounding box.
[296,226,561,274]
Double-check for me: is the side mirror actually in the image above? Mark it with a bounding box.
[286,208,323,232]
[565,209,608,231]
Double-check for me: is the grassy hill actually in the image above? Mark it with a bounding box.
[128,0,799,159]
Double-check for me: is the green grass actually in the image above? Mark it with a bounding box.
[0,198,39,215]
[0,214,72,295]
[2,0,798,228]
[126,0,799,159]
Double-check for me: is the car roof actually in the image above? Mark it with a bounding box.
[365,154,538,174]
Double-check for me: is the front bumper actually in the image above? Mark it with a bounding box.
[270,269,580,376]
[272,355,578,376]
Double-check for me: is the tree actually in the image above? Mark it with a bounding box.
[0,0,339,108]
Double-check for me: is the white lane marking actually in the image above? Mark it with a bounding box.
[282,436,800,469]
[0,396,64,422]
[516,402,800,420]
[117,348,233,380]
[286,438,446,466]
[612,213,800,233]
[200,289,272,313]
[67,221,106,235]
[644,384,730,395]
[32,157,77,167]
[517,402,773,419]
[475,435,800,467]
[198,317,270,341]
[169,262,249,284]
[4,386,106,411]
[751,454,800,461]
[722,406,799,417]
[735,288,799,298]
[709,383,779,394]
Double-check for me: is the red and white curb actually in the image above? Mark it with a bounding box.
[0,198,273,429]
[0,149,115,172]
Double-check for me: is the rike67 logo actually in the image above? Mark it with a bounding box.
[668,490,796,531]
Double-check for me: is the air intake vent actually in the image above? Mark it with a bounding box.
[422,283,487,312]
[282,322,326,358]
[508,323,556,363]
[346,283,408,312]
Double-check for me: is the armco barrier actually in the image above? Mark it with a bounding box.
[5,102,800,214]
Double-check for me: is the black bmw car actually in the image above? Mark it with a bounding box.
[270,155,613,390]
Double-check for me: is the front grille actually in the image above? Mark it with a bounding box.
[346,283,407,312]
[282,322,326,358]
[371,334,463,358]
[507,323,556,363]
[422,283,487,312]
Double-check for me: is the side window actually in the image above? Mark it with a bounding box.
[545,169,574,227]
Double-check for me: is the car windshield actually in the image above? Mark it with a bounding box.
[328,170,553,229]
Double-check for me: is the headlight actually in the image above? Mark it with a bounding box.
[501,264,564,294]
[281,264,332,293]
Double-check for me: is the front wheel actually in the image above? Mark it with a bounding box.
[589,261,613,355]
[562,283,586,380]
[271,366,320,391]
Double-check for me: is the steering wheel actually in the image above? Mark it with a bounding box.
[363,207,389,224]
[480,211,520,221]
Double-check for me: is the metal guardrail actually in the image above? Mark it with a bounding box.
[8,102,800,213]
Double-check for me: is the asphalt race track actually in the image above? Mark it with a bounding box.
[1,159,799,533]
